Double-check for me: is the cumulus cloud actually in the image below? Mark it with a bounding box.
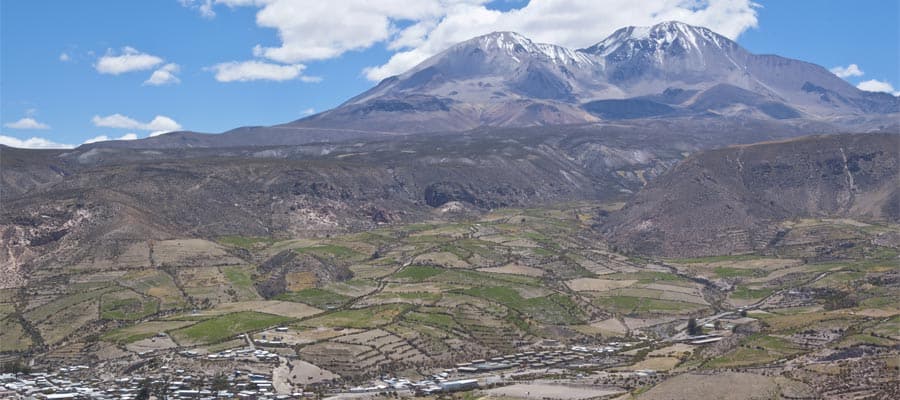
[300,108,316,116]
[95,46,164,75]
[188,0,760,82]
[830,64,864,78]
[857,79,900,96]
[0,135,73,149]
[83,133,140,144]
[209,60,310,82]
[59,52,71,62]
[91,114,183,132]
[4,117,50,130]
[144,63,181,86]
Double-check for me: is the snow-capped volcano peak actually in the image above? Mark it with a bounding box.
[581,21,737,58]
[449,31,594,66]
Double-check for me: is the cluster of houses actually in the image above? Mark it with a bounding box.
[343,341,639,397]
[0,368,308,399]
[202,348,280,362]
[455,342,635,373]
[349,373,478,395]
[4,335,655,399]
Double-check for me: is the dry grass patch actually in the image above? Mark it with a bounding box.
[618,356,681,371]
[566,278,637,292]
[413,251,470,268]
[479,263,545,277]
[638,372,778,400]
[589,318,629,336]
[209,300,321,319]
[153,239,243,267]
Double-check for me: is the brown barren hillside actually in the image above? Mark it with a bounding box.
[601,133,900,257]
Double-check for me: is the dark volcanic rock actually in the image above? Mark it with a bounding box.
[255,250,352,299]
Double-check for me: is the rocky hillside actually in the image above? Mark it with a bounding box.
[2,123,704,289]
[600,133,900,257]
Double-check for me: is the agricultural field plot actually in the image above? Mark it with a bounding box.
[486,382,627,400]
[221,265,262,301]
[172,266,237,304]
[21,284,128,345]
[348,264,399,279]
[275,288,351,309]
[597,287,708,305]
[152,239,244,267]
[262,326,364,346]
[566,278,636,292]
[478,262,545,277]
[637,372,792,400]
[460,286,586,325]
[116,269,187,310]
[70,241,152,271]
[412,251,470,268]
[706,332,825,369]
[0,317,32,352]
[216,235,279,251]
[584,318,629,337]
[297,341,390,378]
[593,294,707,316]
[322,279,380,297]
[356,291,442,306]
[295,243,370,262]
[102,320,198,344]
[207,300,321,319]
[99,289,158,320]
[618,356,682,371]
[296,304,411,329]
[170,311,294,345]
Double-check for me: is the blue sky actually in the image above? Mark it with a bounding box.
[1,0,897,148]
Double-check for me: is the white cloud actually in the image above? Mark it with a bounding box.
[95,46,164,75]
[857,79,900,96]
[830,64,864,78]
[144,63,181,86]
[300,108,316,116]
[59,52,71,62]
[209,60,310,82]
[4,117,50,130]
[190,0,759,82]
[83,133,140,144]
[367,0,761,81]
[0,135,73,149]
[91,114,182,132]
[180,0,216,18]
[149,130,170,137]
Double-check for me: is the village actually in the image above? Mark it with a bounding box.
[1,325,745,400]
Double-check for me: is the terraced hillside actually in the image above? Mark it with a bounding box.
[1,200,897,397]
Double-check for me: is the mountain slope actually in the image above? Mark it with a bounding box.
[89,21,897,150]
[600,133,900,258]
[292,21,896,131]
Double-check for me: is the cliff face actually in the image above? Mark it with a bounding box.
[600,133,900,257]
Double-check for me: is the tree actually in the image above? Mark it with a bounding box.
[211,373,229,391]
[687,318,700,336]
[136,379,151,400]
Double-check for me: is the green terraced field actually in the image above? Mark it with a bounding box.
[275,288,351,308]
[170,311,293,344]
